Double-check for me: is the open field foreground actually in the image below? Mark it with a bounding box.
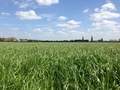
[0,42,120,90]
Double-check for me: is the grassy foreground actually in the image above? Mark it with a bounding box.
[0,42,120,90]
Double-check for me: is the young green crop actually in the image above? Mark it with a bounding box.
[0,42,120,90]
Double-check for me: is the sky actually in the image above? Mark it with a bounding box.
[0,0,120,40]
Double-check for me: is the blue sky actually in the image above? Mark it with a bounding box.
[0,0,120,40]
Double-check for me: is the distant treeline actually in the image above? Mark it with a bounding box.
[0,37,120,42]
[40,39,89,42]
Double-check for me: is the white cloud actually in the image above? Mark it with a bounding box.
[88,30,120,40]
[88,2,120,40]
[83,8,89,13]
[41,14,55,20]
[15,10,41,20]
[56,30,89,40]
[57,23,68,27]
[33,28,42,32]
[19,3,28,8]
[58,16,67,21]
[92,20,118,30]
[41,14,55,18]
[1,12,10,15]
[68,30,85,38]
[36,0,59,6]
[67,20,81,25]
[48,29,53,32]
[91,11,120,21]
[57,20,81,30]
[89,19,120,36]
[94,8,99,12]
[42,28,53,36]
[13,0,34,9]
[57,24,79,30]
[33,27,53,35]
[13,0,27,8]
[90,2,120,21]
[100,2,116,12]
[57,31,67,36]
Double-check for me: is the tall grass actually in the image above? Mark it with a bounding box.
[0,42,120,90]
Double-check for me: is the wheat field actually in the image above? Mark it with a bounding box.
[0,42,120,90]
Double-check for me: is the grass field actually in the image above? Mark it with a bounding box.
[0,42,120,90]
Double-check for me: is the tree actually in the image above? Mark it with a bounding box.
[0,38,4,42]
[118,38,120,42]
[101,38,103,42]
[91,36,93,42]
[10,38,14,42]
[82,36,84,42]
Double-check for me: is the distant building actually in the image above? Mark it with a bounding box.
[10,37,18,42]
[19,39,27,42]
[97,38,103,42]
[4,37,18,42]
[4,38,10,42]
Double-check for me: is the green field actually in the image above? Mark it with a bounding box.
[0,42,120,90]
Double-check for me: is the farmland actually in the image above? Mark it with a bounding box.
[0,42,120,90]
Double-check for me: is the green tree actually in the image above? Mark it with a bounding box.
[0,38,4,42]
[10,38,14,42]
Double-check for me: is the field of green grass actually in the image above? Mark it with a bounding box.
[0,42,120,90]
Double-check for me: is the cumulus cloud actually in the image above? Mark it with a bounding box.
[90,2,120,21]
[36,0,59,6]
[15,10,41,20]
[89,2,120,39]
[57,20,81,30]
[100,2,116,12]
[83,8,89,13]
[90,18,120,33]
[67,20,81,25]
[90,19,120,33]
[58,16,67,21]
[91,12,120,21]
[92,20,119,30]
